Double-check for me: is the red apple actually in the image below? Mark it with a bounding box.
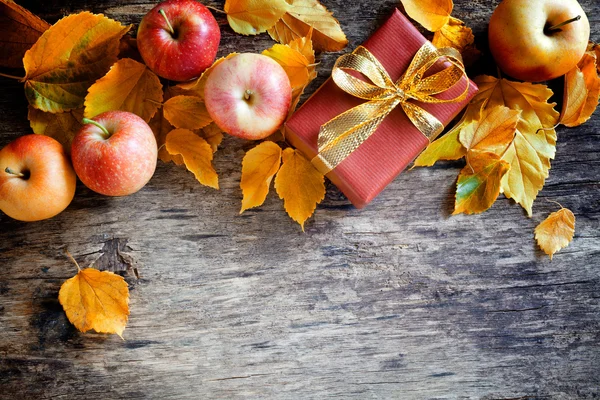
[71,111,158,197]
[0,135,76,222]
[489,0,590,82]
[204,53,292,140]
[137,0,220,82]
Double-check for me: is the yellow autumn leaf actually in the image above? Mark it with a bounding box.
[28,106,83,152]
[84,58,163,122]
[0,0,50,68]
[454,151,510,215]
[177,53,238,99]
[165,128,219,189]
[588,42,599,74]
[460,105,520,155]
[23,12,131,113]
[400,0,453,32]
[163,95,212,130]
[224,0,289,35]
[472,75,559,216]
[263,43,310,90]
[200,123,224,153]
[274,148,325,230]
[267,0,348,52]
[561,52,600,127]
[535,207,576,260]
[59,264,129,337]
[286,29,317,115]
[149,107,183,165]
[432,16,480,65]
[240,141,282,213]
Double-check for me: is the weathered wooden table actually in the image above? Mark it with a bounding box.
[1,0,599,398]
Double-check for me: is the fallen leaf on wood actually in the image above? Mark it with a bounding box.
[560,52,600,127]
[454,150,510,215]
[149,107,183,165]
[473,75,559,216]
[28,106,83,152]
[224,0,289,35]
[165,128,219,189]
[163,95,212,130]
[432,16,480,65]
[59,255,129,338]
[0,0,50,68]
[535,207,576,259]
[84,58,163,122]
[400,0,453,32]
[274,148,325,230]
[267,0,347,52]
[240,141,282,213]
[23,12,131,113]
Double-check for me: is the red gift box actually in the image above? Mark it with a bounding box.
[285,9,478,208]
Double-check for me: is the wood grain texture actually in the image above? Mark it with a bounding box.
[1,0,600,399]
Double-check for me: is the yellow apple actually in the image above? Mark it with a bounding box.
[489,0,590,82]
[0,135,76,222]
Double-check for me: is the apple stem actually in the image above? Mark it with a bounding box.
[546,15,581,33]
[158,9,175,36]
[0,71,25,80]
[244,89,253,101]
[4,167,24,177]
[82,118,110,137]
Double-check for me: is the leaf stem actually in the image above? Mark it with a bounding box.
[4,167,24,177]
[205,5,226,14]
[145,98,163,106]
[82,118,110,137]
[546,15,581,34]
[0,71,25,80]
[65,249,82,272]
[159,9,175,35]
[546,199,565,210]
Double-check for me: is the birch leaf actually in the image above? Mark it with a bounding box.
[165,128,219,189]
[224,0,289,35]
[400,0,453,32]
[163,95,212,130]
[240,141,282,213]
[535,208,576,260]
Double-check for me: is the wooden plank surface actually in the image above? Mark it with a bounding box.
[1,0,599,398]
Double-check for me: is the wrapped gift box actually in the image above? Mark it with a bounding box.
[285,9,479,208]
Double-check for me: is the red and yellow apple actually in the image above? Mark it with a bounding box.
[489,0,590,82]
[71,111,158,197]
[204,53,292,140]
[0,135,76,222]
[137,0,220,82]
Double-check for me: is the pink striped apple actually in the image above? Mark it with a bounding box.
[204,53,292,140]
[71,111,157,197]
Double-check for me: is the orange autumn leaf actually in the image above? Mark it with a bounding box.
[28,106,83,153]
[560,52,600,127]
[267,0,348,52]
[163,95,212,130]
[149,107,183,165]
[432,16,480,65]
[286,29,317,115]
[459,105,520,156]
[588,42,600,74]
[535,207,576,260]
[0,0,50,68]
[224,0,289,35]
[400,0,453,32]
[200,122,223,153]
[472,75,559,216]
[23,12,131,113]
[274,148,325,230]
[263,44,310,89]
[165,128,219,189]
[84,58,162,122]
[240,141,282,213]
[454,151,510,215]
[59,264,130,337]
[177,53,238,99]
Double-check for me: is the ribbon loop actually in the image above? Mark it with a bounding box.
[312,43,470,174]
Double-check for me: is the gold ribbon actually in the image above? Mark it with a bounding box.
[311,42,470,174]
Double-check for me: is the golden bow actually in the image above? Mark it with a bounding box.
[311,42,470,174]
